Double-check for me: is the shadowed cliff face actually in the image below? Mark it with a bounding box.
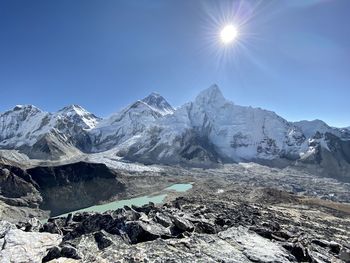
[0,163,41,209]
[27,162,126,216]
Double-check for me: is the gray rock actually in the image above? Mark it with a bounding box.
[218,227,294,263]
[340,247,350,263]
[94,231,113,250]
[0,220,16,237]
[0,224,62,263]
[60,244,81,260]
[172,216,194,232]
[155,212,172,227]
[125,220,170,244]
[42,246,62,262]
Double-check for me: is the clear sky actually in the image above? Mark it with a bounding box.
[0,0,349,127]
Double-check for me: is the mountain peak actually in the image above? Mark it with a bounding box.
[142,92,174,115]
[12,104,41,112]
[293,119,332,138]
[146,92,161,98]
[58,104,86,114]
[195,84,226,105]
[142,92,164,103]
[57,104,100,129]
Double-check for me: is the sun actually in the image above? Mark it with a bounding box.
[220,25,238,44]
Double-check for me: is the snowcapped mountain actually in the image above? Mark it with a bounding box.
[294,119,350,140]
[0,104,100,159]
[0,105,47,148]
[0,85,349,180]
[118,85,306,166]
[88,92,174,152]
[141,92,174,115]
[114,86,350,179]
[293,120,333,138]
[56,104,100,130]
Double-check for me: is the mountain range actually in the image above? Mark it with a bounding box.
[1,85,349,181]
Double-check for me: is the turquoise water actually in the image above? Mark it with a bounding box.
[55,183,192,218]
[57,194,167,218]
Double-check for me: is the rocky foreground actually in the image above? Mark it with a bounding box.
[1,184,350,263]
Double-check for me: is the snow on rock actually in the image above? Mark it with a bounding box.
[89,92,174,152]
[0,85,349,173]
[293,120,333,138]
[0,104,100,148]
[0,105,51,148]
[294,119,350,141]
[0,104,100,159]
[119,85,307,164]
[141,92,174,116]
[56,104,100,130]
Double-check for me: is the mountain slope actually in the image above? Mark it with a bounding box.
[0,105,100,159]
[141,92,174,115]
[294,119,350,140]
[89,93,174,152]
[119,85,306,166]
[116,86,350,180]
[1,85,349,181]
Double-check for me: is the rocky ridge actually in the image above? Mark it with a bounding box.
[1,184,350,263]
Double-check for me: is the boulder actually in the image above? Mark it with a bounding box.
[80,213,114,233]
[193,219,217,234]
[172,216,194,232]
[155,212,172,227]
[60,244,81,260]
[42,246,62,263]
[124,209,141,221]
[0,227,61,263]
[248,226,273,239]
[124,221,170,244]
[94,231,113,250]
[131,202,155,214]
[41,221,63,235]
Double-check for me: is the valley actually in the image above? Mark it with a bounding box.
[0,86,350,262]
[1,163,350,262]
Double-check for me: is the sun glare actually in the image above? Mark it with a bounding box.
[220,25,238,44]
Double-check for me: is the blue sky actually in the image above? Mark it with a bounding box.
[0,0,349,127]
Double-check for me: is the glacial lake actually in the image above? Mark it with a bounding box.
[55,183,193,218]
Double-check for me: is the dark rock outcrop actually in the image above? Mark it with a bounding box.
[0,164,42,209]
[27,162,126,216]
[34,193,350,263]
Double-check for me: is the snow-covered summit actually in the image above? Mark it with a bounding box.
[293,120,331,138]
[141,92,174,115]
[89,92,174,151]
[293,119,350,141]
[194,84,227,106]
[0,105,48,147]
[0,104,100,157]
[57,104,100,130]
[1,85,350,180]
[11,104,40,112]
[118,85,306,165]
